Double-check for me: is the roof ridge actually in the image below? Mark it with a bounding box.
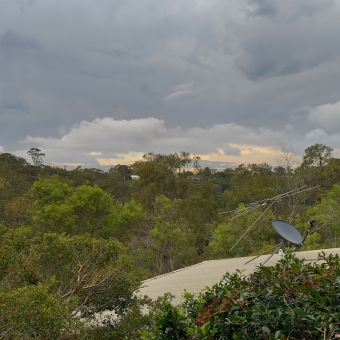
[142,260,212,283]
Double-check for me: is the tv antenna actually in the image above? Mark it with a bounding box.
[218,185,319,264]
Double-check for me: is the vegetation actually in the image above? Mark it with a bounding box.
[141,251,340,339]
[0,143,340,338]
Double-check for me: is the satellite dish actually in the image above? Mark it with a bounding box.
[244,219,317,266]
[272,219,303,246]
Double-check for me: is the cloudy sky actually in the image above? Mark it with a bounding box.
[1,0,340,169]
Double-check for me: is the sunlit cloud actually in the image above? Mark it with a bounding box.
[13,117,340,169]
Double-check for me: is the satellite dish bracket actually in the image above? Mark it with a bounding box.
[302,219,317,244]
[244,241,283,266]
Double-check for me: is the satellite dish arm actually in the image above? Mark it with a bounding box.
[302,219,317,244]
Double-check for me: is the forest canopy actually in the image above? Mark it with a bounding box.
[1,143,340,338]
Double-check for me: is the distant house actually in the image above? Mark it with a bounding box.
[131,175,140,180]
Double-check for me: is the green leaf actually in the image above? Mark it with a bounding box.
[262,326,270,335]
[294,309,305,316]
[275,330,281,339]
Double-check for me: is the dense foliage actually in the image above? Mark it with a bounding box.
[0,225,143,339]
[1,143,340,338]
[141,251,340,340]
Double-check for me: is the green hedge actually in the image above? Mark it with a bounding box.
[141,251,340,340]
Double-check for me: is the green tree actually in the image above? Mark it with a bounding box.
[302,143,333,168]
[178,182,218,256]
[131,152,201,213]
[0,226,40,288]
[221,163,278,213]
[150,196,196,274]
[3,196,32,228]
[0,226,143,319]
[29,175,149,246]
[27,147,45,166]
[69,183,115,236]
[204,204,277,259]
[40,233,142,317]
[109,199,146,244]
[29,175,75,234]
[307,184,340,248]
[323,157,340,189]
[109,164,132,181]
[298,143,334,200]
[0,154,36,226]
[0,284,80,339]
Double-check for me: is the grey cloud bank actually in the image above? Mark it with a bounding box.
[1,0,340,167]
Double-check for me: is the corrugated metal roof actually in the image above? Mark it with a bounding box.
[137,247,340,305]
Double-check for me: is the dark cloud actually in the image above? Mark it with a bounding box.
[245,0,334,20]
[1,30,39,50]
[0,0,340,166]
[235,11,340,80]
[245,0,278,18]
[139,82,161,97]
[89,47,127,60]
[222,145,241,156]
[0,101,30,115]
[284,0,335,21]
[15,0,35,12]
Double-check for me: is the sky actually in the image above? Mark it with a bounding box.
[1,0,340,169]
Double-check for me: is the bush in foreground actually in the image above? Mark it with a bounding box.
[141,251,340,340]
[0,284,81,339]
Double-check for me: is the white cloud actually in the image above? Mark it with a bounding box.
[163,89,202,102]
[164,82,202,102]
[170,82,194,93]
[308,100,340,133]
[16,117,340,168]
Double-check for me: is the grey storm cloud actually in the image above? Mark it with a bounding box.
[1,30,39,50]
[245,0,278,18]
[236,0,340,80]
[1,0,340,167]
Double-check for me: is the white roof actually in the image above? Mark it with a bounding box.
[138,247,340,305]
[95,247,340,322]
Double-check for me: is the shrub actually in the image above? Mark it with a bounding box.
[0,284,80,339]
[141,251,340,339]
